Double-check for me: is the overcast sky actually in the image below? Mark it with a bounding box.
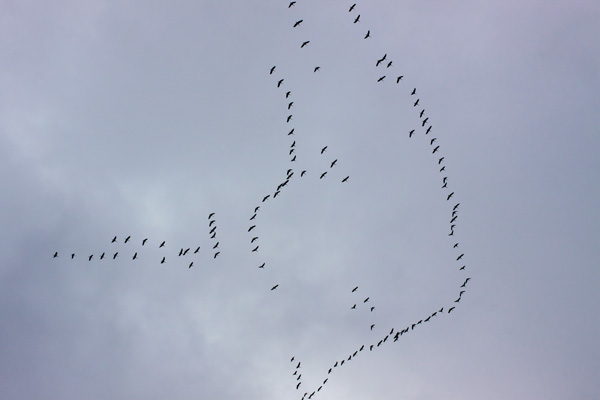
[1,1,599,399]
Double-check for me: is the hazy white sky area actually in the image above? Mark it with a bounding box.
[1,1,599,399]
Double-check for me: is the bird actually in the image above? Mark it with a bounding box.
[250,213,257,221]
[213,242,219,249]
[328,368,332,374]
[297,382,301,390]
[321,146,327,154]
[349,3,356,12]
[293,20,303,27]
[396,76,403,83]
[289,148,294,156]
[113,252,118,259]
[251,237,258,243]
[451,216,457,223]
[433,146,440,154]
[460,265,466,270]
[248,225,256,232]
[422,117,429,126]
[448,307,455,313]
[377,75,386,82]
[270,66,276,74]
[364,297,369,303]
[111,236,117,243]
[364,30,370,39]
[100,253,105,259]
[352,286,358,292]
[370,324,375,330]
[301,170,307,177]
[461,278,471,287]
[387,61,392,68]
[132,253,137,260]
[286,91,291,98]
[443,177,448,184]
[454,203,460,210]
[287,115,292,123]
[209,220,215,227]
[430,138,437,145]
[259,263,265,268]
[320,172,327,179]
[277,79,284,88]
[214,252,220,259]
[411,88,416,95]
[53,252,58,258]
[301,41,310,48]
[189,262,193,268]
[208,212,215,219]
[354,14,360,23]
[342,176,349,182]
[426,126,432,134]
[194,246,200,253]
[160,241,165,248]
[262,195,270,202]
[161,257,166,264]
[414,99,420,107]
[179,248,184,256]
[252,246,259,252]
[288,102,294,109]
[360,345,364,351]
[288,128,294,135]
[89,255,93,261]
[457,253,464,261]
[314,66,320,72]
[440,166,446,172]
[291,155,296,162]
[371,307,375,312]
[288,1,296,8]
[455,297,461,303]
[291,141,295,147]
[447,192,455,200]
[409,129,415,138]
[420,109,425,118]
[370,345,374,351]
[351,304,356,309]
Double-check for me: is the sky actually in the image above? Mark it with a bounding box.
[1,1,599,399]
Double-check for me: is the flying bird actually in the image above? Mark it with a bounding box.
[440,166,446,172]
[342,176,349,182]
[194,246,200,253]
[161,257,165,264]
[377,75,386,82]
[209,227,216,234]
[364,30,370,39]
[426,126,432,134]
[288,1,296,7]
[272,284,279,291]
[250,213,256,221]
[330,159,337,168]
[270,66,276,74]
[287,115,292,123]
[288,102,294,109]
[431,138,437,145]
[53,252,58,258]
[387,61,392,68]
[396,76,403,83]
[248,225,256,232]
[293,20,303,27]
[352,286,358,292]
[447,192,455,200]
[89,255,93,261]
[113,252,118,259]
[301,170,307,177]
[420,109,425,118]
[132,253,137,260]
[209,220,215,227]
[213,242,219,249]
[448,307,455,313]
[411,88,416,95]
[179,248,184,256]
[100,253,105,259]
[320,172,327,179]
[457,253,464,260]
[189,262,193,268]
[414,99,420,107]
[349,3,356,12]
[321,146,327,154]
[259,263,265,268]
[262,195,270,202]
[454,203,460,210]
[112,236,117,243]
[286,91,291,98]
[409,129,415,138]
[351,304,356,309]
[277,79,284,88]
[301,41,310,48]
[354,14,360,23]
[461,278,471,287]
[370,324,375,330]
[291,155,296,162]
[288,128,294,135]
[314,66,320,72]
[433,146,440,154]
[422,117,429,126]
[251,237,258,243]
[252,246,259,252]
[208,213,215,219]
[214,252,220,259]
[364,297,369,303]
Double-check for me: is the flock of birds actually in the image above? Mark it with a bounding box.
[53,2,471,399]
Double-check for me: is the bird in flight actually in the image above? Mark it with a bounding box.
[213,242,219,249]
[287,115,292,123]
[414,99,420,107]
[354,14,360,23]
[422,117,429,126]
[89,255,93,261]
[349,3,356,12]
[433,145,440,154]
[53,252,58,258]
[320,172,327,179]
[447,192,454,200]
[293,20,303,27]
[330,159,337,168]
[321,146,327,154]
[132,253,137,260]
[420,109,425,118]
[214,252,220,259]
[286,91,291,98]
[248,225,256,232]
[448,307,455,313]
[289,1,296,8]
[301,41,310,48]
[301,170,307,177]
[426,126,432,134]
[457,253,464,260]
[189,262,193,269]
[161,257,166,264]
[377,76,386,82]
[411,88,416,95]
[100,252,105,259]
[251,237,258,243]
[352,286,358,292]
[364,297,369,303]
[142,238,148,246]
[288,102,294,109]
[262,195,270,202]
[364,30,370,39]
[431,138,437,145]
[342,176,349,182]
[194,246,200,253]
[209,220,215,227]
[387,61,392,68]
[288,128,294,135]
[277,79,284,88]
[252,246,259,252]
[259,263,265,268]
[208,212,215,219]
[112,236,117,243]
[270,66,276,74]
[113,252,118,259]
[409,129,415,138]
[396,76,403,83]
[271,284,279,291]
[159,241,165,248]
[370,324,375,330]
[314,66,320,72]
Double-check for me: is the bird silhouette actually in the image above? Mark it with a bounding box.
[364,30,370,39]
[301,41,310,48]
[161,257,165,264]
[387,61,392,68]
[189,262,193,268]
[438,157,445,164]
[209,227,216,234]
[314,66,320,72]
[420,109,425,118]
[409,129,415,138]
[457,253,464,260]
[354,14,360,23]
[370,324,375,330]
[262,195,270,202]
[321,146,327,154]
[411,88,416,95]
[422,117,429,126]
[89,255,93,261]
[440,166,446,172]
[194,246,200,253]
[53,252,58,258]
[448,307,455,313]
[330,159,338,168]
[252,246,259,252]
[259,263,265,268]
[286,91,291,98]
[364,297,369,303]
[349,3,356,12]
[209,220,215,227]
[342,176,349,182]
[461,278,471,287]
[270,66,276,74]
[454,203,460,210]
[214,252,220,259]
[426,126,432,134]
[100,252,105,259]
[251,237,258,243]
[297,382,301,389]
[414,99,420,107]
[291,155,296,162]
[351,304,356,309]
[293,20,303,27]
[179,248,184,256]
[208,213,215,219]
[352,286,358,292]
[447,192,454,200]
[433,146,440,154]
[113,252,118,259]
[248,225,256,232]
[132,253,137,260]
[377,76,386,82]
[213,242,219,249]
[160,241,165,248]
[320,172,327,179]
[277,79,284,88]
[289,1,295,7]
[396,76,403,82]
[288,128,294,136]
[112,236,117,243]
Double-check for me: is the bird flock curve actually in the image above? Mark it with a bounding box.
[52,2,471,399]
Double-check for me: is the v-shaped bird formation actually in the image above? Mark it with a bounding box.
[52,2,471,399]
